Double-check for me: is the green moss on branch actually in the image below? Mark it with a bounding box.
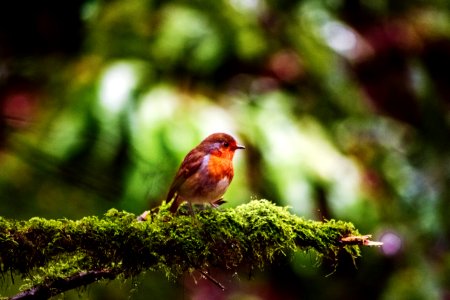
[0,200,363,297]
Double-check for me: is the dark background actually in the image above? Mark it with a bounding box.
[1,0,449,299]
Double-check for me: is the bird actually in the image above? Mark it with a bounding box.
[166,132,245,215]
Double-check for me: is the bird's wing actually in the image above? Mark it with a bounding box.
[166,149,205,201]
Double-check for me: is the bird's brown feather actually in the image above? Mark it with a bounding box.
[167,148,206,212]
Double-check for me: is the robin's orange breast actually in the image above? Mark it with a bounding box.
[207,153,235,181]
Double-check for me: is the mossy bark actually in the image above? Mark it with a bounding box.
[0,200,367,299]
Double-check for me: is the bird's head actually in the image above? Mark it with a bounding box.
[199,133,245,157]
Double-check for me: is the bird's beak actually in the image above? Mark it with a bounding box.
[236,144,245,150]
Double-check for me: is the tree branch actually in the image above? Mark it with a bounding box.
[0,200,380,299]
[10,270,116,300]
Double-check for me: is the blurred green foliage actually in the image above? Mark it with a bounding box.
[0,0,449,299]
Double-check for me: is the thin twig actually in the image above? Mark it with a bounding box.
[340,235,383,246]
[198,270,225,291]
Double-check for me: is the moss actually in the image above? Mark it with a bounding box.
[0,200,362,294]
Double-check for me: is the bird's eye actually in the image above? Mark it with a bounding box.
[223,142,229,148]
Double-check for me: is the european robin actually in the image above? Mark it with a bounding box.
[166,133,245,215]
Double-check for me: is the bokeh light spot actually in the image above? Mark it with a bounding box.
[380,232,403,256]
